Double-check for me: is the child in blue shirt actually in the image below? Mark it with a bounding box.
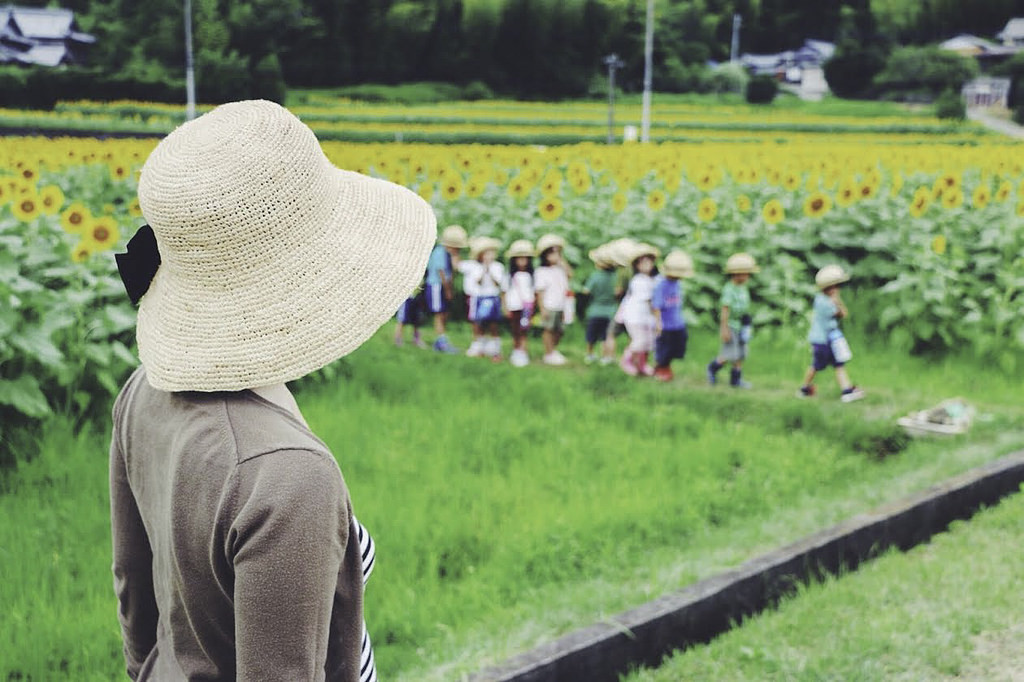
[652,250,694,381]
[425,225,468,353]
[798,264,864,402]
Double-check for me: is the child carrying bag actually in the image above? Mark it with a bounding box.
[828,328,853,364]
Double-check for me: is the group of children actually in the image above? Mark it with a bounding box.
[395,226,864,401]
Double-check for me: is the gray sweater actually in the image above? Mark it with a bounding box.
[110,367,366,680]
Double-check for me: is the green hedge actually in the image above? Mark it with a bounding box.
[0,67,186,109]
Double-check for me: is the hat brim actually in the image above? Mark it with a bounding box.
[137,169,436,391]
[817,275,850,289]
[663,267,694,278]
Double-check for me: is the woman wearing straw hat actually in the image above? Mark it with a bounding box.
[110,100,436,681]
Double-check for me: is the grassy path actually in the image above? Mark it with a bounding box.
[624,483,1024,681]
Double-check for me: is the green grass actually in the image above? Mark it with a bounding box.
[623,483,1024,681]
[2,322,1023,681]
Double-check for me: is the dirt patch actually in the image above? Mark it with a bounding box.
[941,623,1024,681]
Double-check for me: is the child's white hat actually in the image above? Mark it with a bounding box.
[588,244,613,268]
[536,233,566,254]
[506,239,536,259]
[815,264,850,289]
[604,238,639,267]
[662,250,695,278]
[724,252,759,274]
[133,99,436,392]
[469,236,502,259]
[440,224,469,249]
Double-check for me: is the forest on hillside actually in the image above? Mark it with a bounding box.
[10,0,1024,99]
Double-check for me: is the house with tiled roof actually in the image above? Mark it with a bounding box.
[997,18,1024,47]
[0,4,95,66]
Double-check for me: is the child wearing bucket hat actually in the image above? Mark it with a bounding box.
[426,224,469,353]
[651,250,695,381]
[619,243,661,377]
[110,100,436,682]
[464,236,505,360]
[798,264,865,402]
[534,233,572,365]
[581,244,618,364]
[707,252,758,388]
[504,239,536,367]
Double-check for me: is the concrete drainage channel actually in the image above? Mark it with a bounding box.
[469,449,1024,682]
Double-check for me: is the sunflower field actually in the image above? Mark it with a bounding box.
[2,128,1023,437]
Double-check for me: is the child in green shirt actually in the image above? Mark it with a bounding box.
[581,244,618,364]
[707,252,758,388]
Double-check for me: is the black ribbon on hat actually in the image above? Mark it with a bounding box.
[115,224,161,305]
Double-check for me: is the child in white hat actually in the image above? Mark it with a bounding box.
[619,243,660,376]
[534,233,573,365]
[504,239,536,367]
[426,224,468,353]
[798,264,865,402]
[652,250,695,381]
[111,100,435,682]
[463,236,505,359]
[707,252,758,388]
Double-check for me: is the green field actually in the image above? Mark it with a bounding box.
[624,482,1024,681]
[3,317,1024,681]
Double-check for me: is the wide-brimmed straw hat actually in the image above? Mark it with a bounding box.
[815,264,850,289]
[662,250,695,278]
[724,252,760,274]
[440,224,469,249]
[506,239,535,260]
[588,244,613,268]
[536,233,566,254]
[469,236,502,259]
[604,238,639,268]
[629,242,660,264]
[134,99,436,392]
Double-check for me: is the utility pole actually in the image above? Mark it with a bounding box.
[184,0,196,121]
[603,53,625,144]
[641,0,654,142]
[731,13,742,63]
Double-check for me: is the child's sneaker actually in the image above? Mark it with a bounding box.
[599,355,615,366]
[394,336,404,347]
[620,353,639,376]
[465,340,484,357]
[797,385,816,398]
[485,337,501,358]
[584,353,597,365]
[653,366,673,382]
[413,337,428,349]
[840,386,865,403]
[730,368,751,389]
[543,351,567,366]
[510,349,529,367]
[434,337,458,354]
[706,361,718,385]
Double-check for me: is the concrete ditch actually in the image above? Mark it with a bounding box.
[469,449,1024,682]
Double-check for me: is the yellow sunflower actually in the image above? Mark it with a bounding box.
[761,198,784,225]
[858,181,878,201]
[109,163,130,182]
[538,197,563,222]
[836,179,857,208]
[507,176,532,200]
[128,197,143,218]
[782,172,800,191]
[12,192,41,222]
[971,184,991,210]
[611,192,628,213]
[803,192,832,219]
[736,194,752,213]
[942,188,964,210]
[697,197,718,222]
[60,202,92,233]
[909,187,931,218]
[84,216,120,250]
[71,240,94,263]
[647,189,667,212]
[18,165,39,184]
[890,172,905,196]
[39,185,64,215]
[540,171,562,198]
[570,173,592,195]
[931,235,947,255]
[464,178,486,198]
[995,181,1012,202]
[441,177,463,201]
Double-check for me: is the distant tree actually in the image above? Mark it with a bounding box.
[745,74,778,103]
[874,46,979,100]
[933,88,966,119]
